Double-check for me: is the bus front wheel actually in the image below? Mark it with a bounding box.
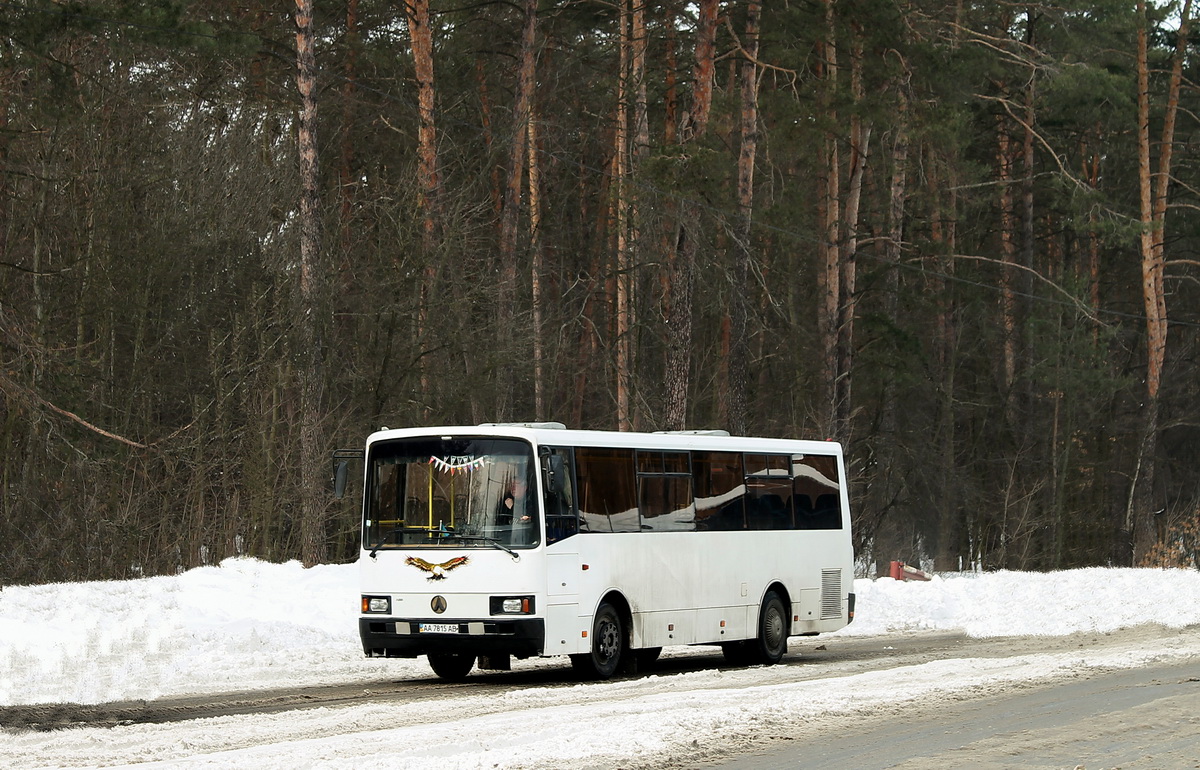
[428,652,475,681]
[571,602,625,679]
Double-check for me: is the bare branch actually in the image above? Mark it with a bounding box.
[977,93,1089,191]
[940,252,1103,324]
[0,371,149,449]
[720,13,800,88]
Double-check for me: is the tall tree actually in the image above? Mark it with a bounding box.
[496,0,538,421]
[815,0,841,438]
[833,24,872,438]
[728,0,761,435]
[1132,0,1192,562]
[338,0,359,253]
[614,0,633,430]
[663,0,718,431]
[293,0,327,567]
[405,0,442,410]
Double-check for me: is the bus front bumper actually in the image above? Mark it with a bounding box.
[359,617,545,659]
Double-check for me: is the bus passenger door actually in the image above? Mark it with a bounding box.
[540,446,579,544]
[542,446,587,654]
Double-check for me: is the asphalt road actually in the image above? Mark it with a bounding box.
[4,625,1199,770]
[705,658,1200,770]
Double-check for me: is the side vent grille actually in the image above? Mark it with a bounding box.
[821,569,843,619]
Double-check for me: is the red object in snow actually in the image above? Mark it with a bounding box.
[889,560,931,582]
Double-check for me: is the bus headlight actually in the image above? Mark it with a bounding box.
[490,596,535,615]
[362,595,391,614]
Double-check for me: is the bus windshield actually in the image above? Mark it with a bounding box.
[364,436,539,551]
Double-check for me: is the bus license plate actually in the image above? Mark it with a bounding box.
[419,623,460,633]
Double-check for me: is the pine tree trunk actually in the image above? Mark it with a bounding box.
[406,0,439,248]
[996,114,1019,420]
[476,58,502,216]
[663,0,717,431]
[931,153,961,571]
[529,112,545,419]
[497,0,537,421]
[881,77,912,566]
[1131,0,1191,562]
[1017,29,1036,425]
[614,0,632,430]
[631,0,649,162]
[834,29,871,439]
[816,0,840,437]
[405,0,440,411]
[729,0,761,436]
[1083,128,1102,346]
[690,0,718,140]
[294,0,326,567]
[1131,0,1156,563]
[338,0,358,255]
[663,0,679,146]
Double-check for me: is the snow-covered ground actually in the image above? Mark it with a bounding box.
[3,559,1200,769]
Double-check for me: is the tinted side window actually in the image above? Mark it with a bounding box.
[745,453,794,530]
[793,454,842,530]
[575,447,639,532]
[638,451,694,531]
[692,451,745,530]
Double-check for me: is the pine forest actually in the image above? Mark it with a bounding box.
[2,0,1200,585]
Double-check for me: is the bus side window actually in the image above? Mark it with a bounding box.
[692,451,745,531]
[575,447,639,532]
[542,447,579,543]
[793,454,843,530]
[744,454,794,530]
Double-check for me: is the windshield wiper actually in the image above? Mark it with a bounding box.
[368,527,521,561]
[443,533,520,560]
[368,525,437,558]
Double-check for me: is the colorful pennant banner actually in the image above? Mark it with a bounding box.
[429,455,486,475]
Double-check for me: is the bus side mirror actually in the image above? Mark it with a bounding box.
[334,461,350,499]
[331,449,364,499]
[541,450,565,489]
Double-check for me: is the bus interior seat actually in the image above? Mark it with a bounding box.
[747,493,792,530]
[812,494,840,528]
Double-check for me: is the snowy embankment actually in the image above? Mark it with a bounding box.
[3,558,1200,707]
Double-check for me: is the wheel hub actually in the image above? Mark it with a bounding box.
[597,619,619,660]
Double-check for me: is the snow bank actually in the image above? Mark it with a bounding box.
[0,559,379,706]
[3,558,1200,706]
[839,567,1200,637]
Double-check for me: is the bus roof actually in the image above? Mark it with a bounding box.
[365,424,843,457]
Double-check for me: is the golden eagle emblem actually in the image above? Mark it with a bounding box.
[405,555,469,581]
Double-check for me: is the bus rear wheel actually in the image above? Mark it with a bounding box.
[428,652,475,681]
[571,602,624,679]
[750,591,789,665]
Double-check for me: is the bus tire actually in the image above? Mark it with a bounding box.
[751,590,789,665]
[428,652,475,681]
[571,602,624,679]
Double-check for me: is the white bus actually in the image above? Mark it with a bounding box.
[354,423,855,680]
